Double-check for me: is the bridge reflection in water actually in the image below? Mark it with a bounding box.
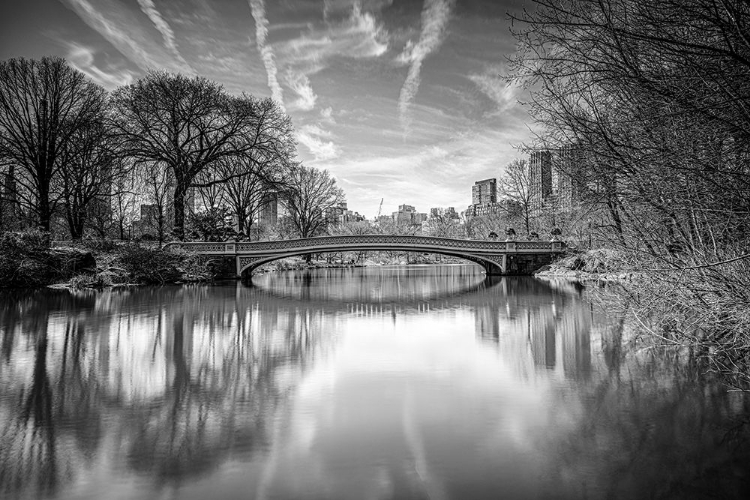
[250,266,592,378]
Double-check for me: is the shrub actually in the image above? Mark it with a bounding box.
[80,238,122,253]
[116,243,182,284]
[0,229,56,287]
[68,273,111,289]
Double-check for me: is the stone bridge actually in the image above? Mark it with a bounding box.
[165,235,565,277]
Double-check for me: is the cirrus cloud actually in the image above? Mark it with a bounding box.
[397,0,456,132]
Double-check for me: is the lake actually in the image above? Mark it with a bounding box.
[0,265,748,499]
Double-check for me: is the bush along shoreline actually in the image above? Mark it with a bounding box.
[534,248,634,282]
[0,230,231,289]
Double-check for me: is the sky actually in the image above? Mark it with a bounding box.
[0,0,535,218]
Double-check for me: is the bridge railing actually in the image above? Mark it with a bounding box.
[164,235,565,254]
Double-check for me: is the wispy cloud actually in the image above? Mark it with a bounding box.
[274,2,389,113]
[323,0,393,22]
[282,4,388,66]
[62,0,191,73]
[65,43,134,89]
[469,68,519,114]
[136,0,192,71]
[397,0,455,132]
[248,0,285,109]
[297,124,340,161]
[285,70,317,111]
[320,107,336,124]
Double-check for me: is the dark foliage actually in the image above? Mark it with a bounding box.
[116,244,182,284]
[0,230,94,287]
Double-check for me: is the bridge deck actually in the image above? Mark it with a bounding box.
[166,235,564,255]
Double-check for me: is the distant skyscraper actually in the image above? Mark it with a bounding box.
[471,178,497,205]
[259,192,278,226]
[530,150,553,213]
[392,204,426,225]
[529,147,584,214]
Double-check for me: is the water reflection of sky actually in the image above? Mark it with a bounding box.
[1,266,748,500]
[257,272,584,499]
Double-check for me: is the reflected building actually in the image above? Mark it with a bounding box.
[530,309,557,369]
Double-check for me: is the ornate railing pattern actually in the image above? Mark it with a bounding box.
[166,235,564,255]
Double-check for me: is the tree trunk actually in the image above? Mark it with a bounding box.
[66,204,86,240]
[173,185,187,241]
[237,208,246,234]
[38,179,53,232]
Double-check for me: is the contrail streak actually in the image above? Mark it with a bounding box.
[249,0,285,110]
[398,0,455,132]
[136,0,192,71]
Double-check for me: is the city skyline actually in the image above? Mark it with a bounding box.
[0,0,533,218]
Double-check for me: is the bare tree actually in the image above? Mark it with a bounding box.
[58,116,126,239]
[499,158,533,235]
[509,0,750,386]
[0,57,106,231]
[509,0,750,255]
[204,155,287,237]
[141,162,172,243]
[111,72,294,240]
[424,208,463,238]
[282,166,344,239]
[106,165,141,240]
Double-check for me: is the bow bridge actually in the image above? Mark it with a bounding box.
[166,235,565,277]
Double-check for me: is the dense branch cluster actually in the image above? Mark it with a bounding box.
[509,0,750,386]
[0,57,343,242]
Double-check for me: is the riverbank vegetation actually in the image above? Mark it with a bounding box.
[509,0,750,388]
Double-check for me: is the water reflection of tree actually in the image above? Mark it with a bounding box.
[0,284,329,496]
[116,285,330,486]
[0,293,99,499]
[540,306,750,499]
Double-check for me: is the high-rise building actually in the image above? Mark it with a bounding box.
[259,192,278,226]
[430,207,460,220]
[530,150,553,213]
[392,204,426,225]
[471,178,497,206]
[529,147,584,214]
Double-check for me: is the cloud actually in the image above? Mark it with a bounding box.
[248,0,285,109]
[273,2,389,111]
[62,0,191,73]
[320,107,336,124]
[297,125,340,161]
[269,3,391,114]
[283,4,388,64]
[285,69,317,111]
[323,0,394,22]
[397,0,456,132]
[136,0,192,71]
[65,43,134,89]
[469,69,519,113]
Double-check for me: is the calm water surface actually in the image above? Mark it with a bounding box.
[0,265,748,500]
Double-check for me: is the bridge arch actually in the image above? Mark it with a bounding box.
[166,235,564,277]
[236,246,503,277]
